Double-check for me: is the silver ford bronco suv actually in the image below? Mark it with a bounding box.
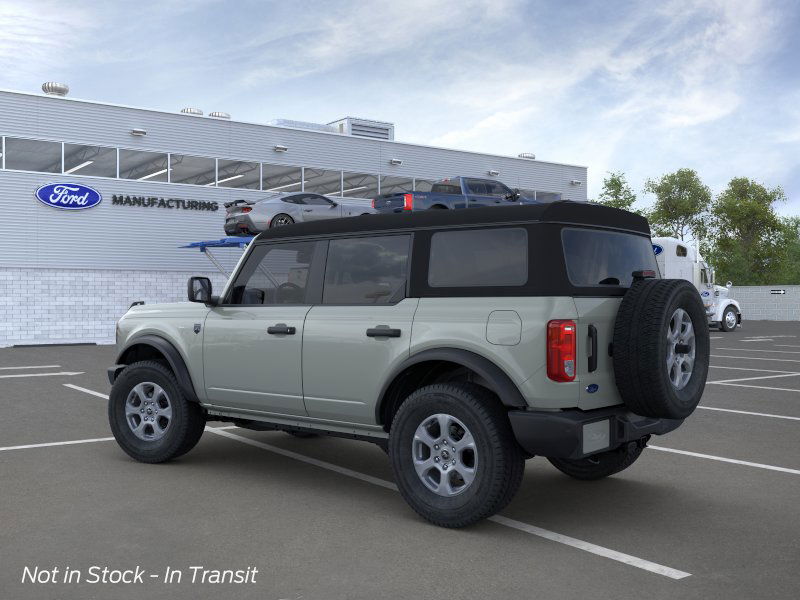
[108,202,709,528]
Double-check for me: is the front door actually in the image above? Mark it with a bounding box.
[299,194,342,222]
[465,179,515,208]
[203,240,324,416]
[302,234,416,425]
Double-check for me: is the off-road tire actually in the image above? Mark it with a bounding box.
[108,361,206,463]
[389,383,524,528]
[720,305,738,332]
[548,441,645,481]
[613,279,710,419]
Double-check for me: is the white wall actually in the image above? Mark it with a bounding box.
[0,268,228,347]
[729,286,800,322]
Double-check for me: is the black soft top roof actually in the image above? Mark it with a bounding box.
[253,201,650,243]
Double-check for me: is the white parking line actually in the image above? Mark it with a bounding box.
[207,427,691,579]
[775,344,800,349]
[0,437,114,452]
[697,406,800,421]
[708,372,800,384]
[0,371,84,379]
[710,365,798,373]
[717,348,800,354]
[708,382,800,394]
[63,383,110,399]
[0,365,61,370]
[712,355,800,364]
[649,446,800,475]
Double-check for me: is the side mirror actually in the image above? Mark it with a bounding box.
[329,201,339,208]
[726,281,732,289]
[188,276,213,304]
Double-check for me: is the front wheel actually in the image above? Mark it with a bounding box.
[389,383,524,528]
[547,441,645,481]
[720,306,738,332]
[108,361,205,463]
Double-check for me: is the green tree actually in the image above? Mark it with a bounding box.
[778,218,800,284]
[597,171,637,212]
[643,168,711,241]
[706,177,788,285]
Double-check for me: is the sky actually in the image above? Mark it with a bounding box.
[1,0,799,213]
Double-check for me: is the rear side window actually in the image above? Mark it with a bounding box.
[562,228,659,287]
[428,228,528,287]
[431,182,462,194]
[323,235,410,304]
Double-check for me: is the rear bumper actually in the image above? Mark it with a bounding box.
[508,405,683,460]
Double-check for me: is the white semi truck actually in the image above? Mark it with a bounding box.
[652,237,742,332]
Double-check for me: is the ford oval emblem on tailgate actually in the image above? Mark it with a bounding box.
[586,384,599,394]
[35,183,102,210]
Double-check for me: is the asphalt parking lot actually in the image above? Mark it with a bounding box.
[2,321,799,600]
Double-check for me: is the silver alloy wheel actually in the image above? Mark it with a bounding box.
[125,382,172,441]
[412,413,477,497]
[666,308,696,390]
[271,215,293,227]
[725,309,737,329]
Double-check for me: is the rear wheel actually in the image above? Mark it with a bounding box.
[720,306,738,332]
[389,383,524,528]
[270,214,294,227]
[108,361,205,463]
[548,440,646,480]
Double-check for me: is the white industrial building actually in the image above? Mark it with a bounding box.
[0,84,587,346]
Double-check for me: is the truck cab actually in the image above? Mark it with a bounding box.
[652,237,742,331]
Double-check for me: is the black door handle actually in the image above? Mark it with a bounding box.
[303,209,313,212]
[267,323,296,335]
[588,324,598,372]
[366,326,401,338]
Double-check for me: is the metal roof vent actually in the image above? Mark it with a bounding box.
[209,111,230,119]
[42,82,69,96]
[180,107,203,116]
[518,152,536,160]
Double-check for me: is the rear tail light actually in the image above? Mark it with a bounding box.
[547,320,576,382]
[403,193,413,211]
[241,207,252,213]
[371,198,376,209]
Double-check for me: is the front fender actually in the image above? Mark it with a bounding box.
[714,299,741,322]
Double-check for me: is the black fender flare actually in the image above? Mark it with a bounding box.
[111,335,199,403]
[376,348,527,423]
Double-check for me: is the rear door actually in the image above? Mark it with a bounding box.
[302,234,417,425]
[561,227,661,410]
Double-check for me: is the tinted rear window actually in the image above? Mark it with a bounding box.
[428,228,528,287]
[562,228,659,287]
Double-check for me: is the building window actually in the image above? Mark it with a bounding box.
[323,235,410,304]
[304,168,342,196]
[379,175,413,195]
[535,191,562,202]
[63,144,117,178]
[414,178,436,192]
[119,149,169,182]
[341,172,379,199]
[4,137,61,173]
[217,159,260,189]
[262,163,302,193]
[170,154,216,186]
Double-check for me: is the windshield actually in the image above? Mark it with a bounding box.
[561,228,660,287]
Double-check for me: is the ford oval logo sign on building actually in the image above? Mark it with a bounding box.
[35,183,102,210]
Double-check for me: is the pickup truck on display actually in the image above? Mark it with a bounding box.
[371,176,537,213]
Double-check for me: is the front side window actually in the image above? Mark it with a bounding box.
[428,228,528,287]
[485,181,513,197]
[5,138,61,173]
[323,235,410,304]
[465,179,489,195]
[229,241,317,305]
[562,228,660,287]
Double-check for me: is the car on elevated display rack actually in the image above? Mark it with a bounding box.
[224,192,375,235]
[108,202,710,528]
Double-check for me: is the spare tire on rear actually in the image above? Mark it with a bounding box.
[612,279,709,419]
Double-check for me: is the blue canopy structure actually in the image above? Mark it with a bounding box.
[180,236,254,274]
